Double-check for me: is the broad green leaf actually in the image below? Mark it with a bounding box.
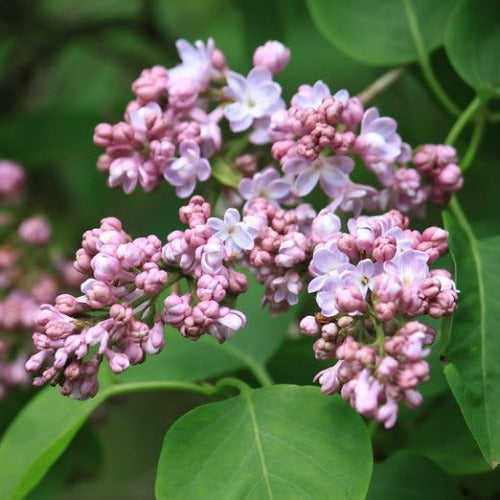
[444,0,500,89]
[156,385,372,499]
[306,0,457,66]
[442,206,500,466]
[0,385,109,500]
[408,394,489,474]
[366,451,462,500]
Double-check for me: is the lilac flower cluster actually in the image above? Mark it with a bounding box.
[270,82,463,216]
[162,196,249,342]
[299,210,457,427]
[25,196,249,399]
[26,38,461,426]
[93,39,288,197]
[0,160,82,400]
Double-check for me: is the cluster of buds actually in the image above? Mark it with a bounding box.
[299,209,457,427]
[25,196,249,399]
[0,160,82,399]
[162,196,249,342]
[413,145,463,205]
[93,38,292,197]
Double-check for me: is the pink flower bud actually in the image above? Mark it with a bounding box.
[253,41,290,74]
[372,236,396,262]
[335,286,366,314]
[18,216,51,245]
[162,294,191,326]
[107,351,130,373]
[299,315,319,336]
[143,322,165,355]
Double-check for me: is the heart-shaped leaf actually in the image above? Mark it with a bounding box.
[156,385,372,499]
[307,0,457,66]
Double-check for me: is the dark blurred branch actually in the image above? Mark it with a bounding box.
[0,0,178,115]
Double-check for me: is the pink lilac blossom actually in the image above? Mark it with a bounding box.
[0,160,83,400]
[299,210,456,427]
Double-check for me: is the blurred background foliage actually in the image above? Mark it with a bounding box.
[1,0,500,498]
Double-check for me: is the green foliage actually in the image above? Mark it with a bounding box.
[0,384,109,499]
[156,385,372,499]
[306,0,457,65]
[366,451,463,499]
[443,209,500,466]
[445,0,500,90]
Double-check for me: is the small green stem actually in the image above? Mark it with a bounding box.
[107,380,218,398]
[250,364,275,387]
[448,196,475,241]
[445,96,483,146]
[220,342,274,387]
[357,67,407,105]
[460,109,487,172]
[403,0,461,117]
[215,377,252,394]
[373,320,386,355]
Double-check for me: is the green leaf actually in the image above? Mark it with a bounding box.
[366,451,463,500]
[444,0,500,89]
[0,385,108,500]
[306,0,457,66]
[408,394,489,474]
[211,156,242,188]
[442,205,500,466]
[156,385,372,499]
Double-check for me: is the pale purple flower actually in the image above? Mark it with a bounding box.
[292,81,330,110]
[208,208,255,254]
[284,155,354,197]
[314,361,342,394]
[308,243,349,292]
[355,107,403,166]
[163,141,211,198]
[223,67,283,133]
[328,180,381,216]
[384,249,429,287]
[311,208,342,242]
[169,38,216,86]
[190,107,223,157]
[353,369,382,416]
[108,156,141,194]
[208,308,246,343]
[238,167,291,206]
[316,276,344,317]
[343,259,381,297]
[268,271,301,306]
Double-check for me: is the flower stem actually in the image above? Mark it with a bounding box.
[357,67,407,105]
[460,108,487,172]
[403,0,461,117]
[107,380,219,398]
[445,96,483,146]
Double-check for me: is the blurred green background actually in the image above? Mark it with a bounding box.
[1,1,500,498]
